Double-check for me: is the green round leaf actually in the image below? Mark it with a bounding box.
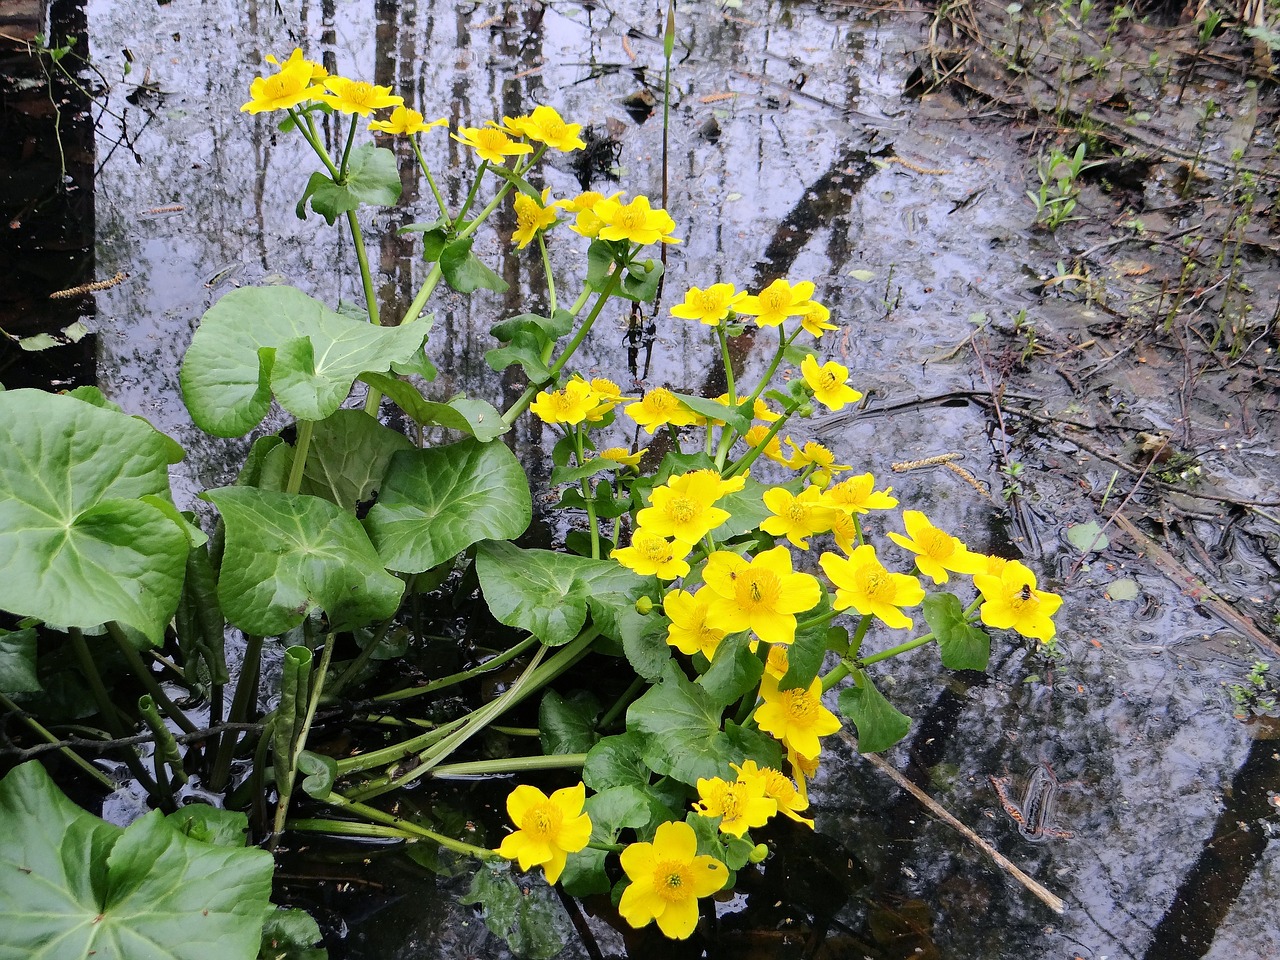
[299,409,413,511]
[203,487,404,636]
[837,671,911,753]
[180,286,430,437]
[0,761,274,960]
[364,440,531,575]
[0,390,189,643]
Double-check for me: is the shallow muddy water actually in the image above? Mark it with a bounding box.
[5,0,1280,957]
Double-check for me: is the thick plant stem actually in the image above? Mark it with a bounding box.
[411,137,448,219]
[574,426,600,559]
[105,623,199,735]
[210,633,263,793]
[539,233,558,315]
[598,675,646,731]
[372,634,541,703]
[430,753,588,778]
[0,691,115,790]
[286,419,314,495]
[859,633,936,667]
[347,211,380,327]
[272,632,335,845]
[324,791,499,860]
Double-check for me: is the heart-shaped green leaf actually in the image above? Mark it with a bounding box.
[0,627,40,695]
[296,144,401,224]
[358,372,508,442]
[203,487,404,636]
[440,237,509,294]
[364,441,531,574]
[922,592,992,672]
[837,670,911,753]
[475,541,645,646]
[0,761,274,960]
[0,390,189,643]
[299,409,413,510]
[180,286,430,437]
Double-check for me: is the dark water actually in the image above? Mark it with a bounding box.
[7,0,1279,956]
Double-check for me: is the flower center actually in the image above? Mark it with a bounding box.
[784,688,818,724]
[918,528,955,560]
[516,203,540,232]
[855,565,895,603]
[817,368,839,390]
[521,800,563,840]
[264,74,299,99]
[615,204,646,230]
[719,784,746,821]
[341,81,377,107]
[655,861,694,903]
[645,390,677,415]
[477,129,509,152]
[694,290,721,313]
[640,537,674,563]
[737,569,781,612]
[786,501,809,523]
[667,496,698,524]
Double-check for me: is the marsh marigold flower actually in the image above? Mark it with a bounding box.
[529,379,595,426]
[265,48,327,82]
[593,194,680,246]
[887,509,987,584]
[663,588,726,661]
[800,355,863,412]
[744,425,789,466]
[578,376,626,422]
[784,439,851,478]
[694,770,777,837]
[702,546,821,645]
[318,76,404,115]
[760,485,838,550]
[735,759,813,828]
[624,387,698,435]
[973,559,1063,642]
[799,300,838,338]
[820,544,925,630]
[671,284,746,326]
[618,820,728,940]
[369,105,447,135]
[495,782,592,883]
[735,278,815,327]
[512,188,558,249]
[830,511,858,554]
[504,105,585,151]
[637,470,732,545]
[755,678,841,760]
[612,530,692,580]
[241,57,320,114]
[558,190,619,239]
[452,125,533,164]
[823,473,898,515]
[599,446,645,469]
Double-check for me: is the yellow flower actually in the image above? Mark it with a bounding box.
[512,188,558,250]
[637,470,732,545]
[735,278,815,327]
[784,439,851,477]
[451,125,533,164]
[670,284,746,326]
[264,48,327,82]
[556,191,613,213]
[241,58,321,114]
[787,746,820,802]
[578,376,626,422]
[823,474,898,515]
[755,678,842,760]
[529,379,595,426]
[800,355,863,412]
[599,446,645,469]
[684,468,747,498]
[624,388,698,435]
[663,588,726,660]
[830,511,858,554]
[798,300,837,338]
[368,105,448,135]
[694,771,777,837]
[819,545,925,630]
[734,760,813,828]
[760,485,838,550]
[973,560,1063,642]
[744,425,789,466]
[887,510,987,585]
[558,191,621,239]
[317,76,404,115]
[504,105,586,151]
[702,546,821,645]
[495,782,592,884]
[612,531,692,580]
[972,553,1011,578]
[593,194,681,246]
[618,820,728,940]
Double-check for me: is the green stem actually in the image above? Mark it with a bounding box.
[0,691,115,790]
[454,159,488,226]
[796,609,839,633]
[724,400,801,477]
[858,633,936,667]
[272,631,335,842]
[372,634,541,703]
[430,753,588,778]
[716,325,736,402]
[539,232,558,315]
[288,817,421,840]
[286,419,314,495]
[412,136,449,219]
[210,633,263,793]
[326,593,407,700]
[401,264,441,326]
[337,116,358,177]
[335,715,467,776]
[324,791,500,860]
[598,675,645,731]
[575,426,600,559]
[105,623,199,735]
[293,110,341,179]
[347,210,381,326]
[566,287,592,317]
[821,661,851,693]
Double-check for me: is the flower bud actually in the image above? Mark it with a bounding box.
[749,843,770,863]
[635,596,655,615]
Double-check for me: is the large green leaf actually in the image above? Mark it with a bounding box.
[180,286,430,437]
[475,541,645,646]
[539,690,600,755]
[299,409,413,511]
[296,144,401,224]
[0,761,274,960]
[696,632,763,707]
[627,661,780,786]
[0,389,189,643]
[439,237,509,294]
[922,592,992,672]
[364,441,531,574]
[582,731,651,792]
[0,627,40,695]
[459,863,569,960]
[358,373,507,442]
[203,487,404,636]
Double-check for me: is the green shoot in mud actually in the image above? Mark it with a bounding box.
[1028,143,1087,230]
[0,41,1068,957]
